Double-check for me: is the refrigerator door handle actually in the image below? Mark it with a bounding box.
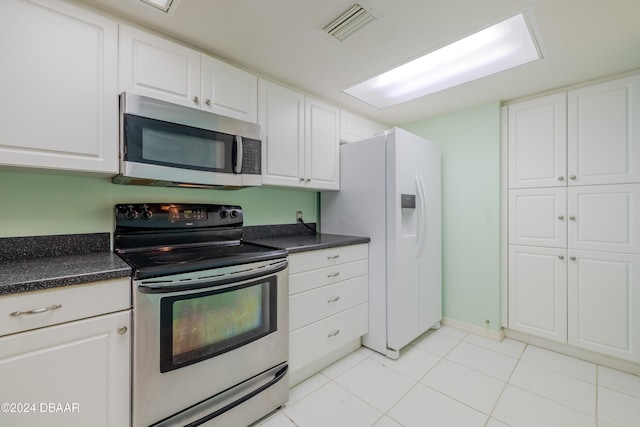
[416,174,428,258]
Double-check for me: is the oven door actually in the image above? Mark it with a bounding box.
[132,258,289,427]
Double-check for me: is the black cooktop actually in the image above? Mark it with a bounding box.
[114,203,286,279]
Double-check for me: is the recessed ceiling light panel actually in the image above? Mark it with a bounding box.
[344,11,543,109]
[140,0,174,13]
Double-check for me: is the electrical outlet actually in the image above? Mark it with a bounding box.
[296,211,303,222]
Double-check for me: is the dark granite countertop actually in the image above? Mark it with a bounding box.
[0,233,131,296]
[244,223,370,254]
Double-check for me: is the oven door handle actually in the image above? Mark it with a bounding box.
[138,259,288,294]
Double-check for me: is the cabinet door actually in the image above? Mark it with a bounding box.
[305,97,340,190]
[0,311,130,427]
[119,24,201,108]
[201,55,257,123]
[508,245,568,342]
[0,0,118,173]
[508,188,567,248]
[340,110,370,143]
[258,79,305,187]
[568,251,640,362]
[508,93,567,188]
[568,74,640,186]
[568,184,640,254]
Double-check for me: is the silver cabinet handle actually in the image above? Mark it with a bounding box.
[327,296,341,303]
[299,177,305,182]
[569,216,576,220]
[558,176,564,181]
[10,304,62,317]
[558,215,565,220]
[327,255,340,260]
[327,330,340,337]
[205,99,211,106]
[117,326,128,335]
[327,272,341,278]
[193,96,200,104]
[570,256,577,261]
[558,255,565,260]
[570,175,577,180]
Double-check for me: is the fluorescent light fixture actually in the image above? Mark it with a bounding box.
[139,0,174,12]
[344,12,543,109]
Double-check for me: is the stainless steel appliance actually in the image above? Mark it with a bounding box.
[114,93,262,189]
[114,203,288,427]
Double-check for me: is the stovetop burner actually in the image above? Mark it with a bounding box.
[113,203,287,279]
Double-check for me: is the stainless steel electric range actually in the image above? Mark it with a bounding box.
[114,203,289,427]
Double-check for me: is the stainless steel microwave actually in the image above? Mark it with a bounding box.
[113,93,262,189]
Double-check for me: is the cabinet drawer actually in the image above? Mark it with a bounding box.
[0,279,131,337]
[290,259,367,295]
[289,244,368,274]
[289,303,368,372]
[290,275,368,331]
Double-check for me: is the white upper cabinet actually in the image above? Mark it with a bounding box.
[0,0,118,173]
[340,110,387,143]
[119,24,258,123]
[305,98,340,190]
[259,79,339,190]
[508,93,567,188]
[568,74,640,186]
[258,79,305,187]
[119,24,201,109]
[201,55,257,123]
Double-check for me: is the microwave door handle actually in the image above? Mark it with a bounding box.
[234,135,243,174]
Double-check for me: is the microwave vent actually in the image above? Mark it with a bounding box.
[323,4,377,42]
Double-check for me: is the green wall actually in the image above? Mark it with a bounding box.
[0,169,317,238]
[402,101,502,331]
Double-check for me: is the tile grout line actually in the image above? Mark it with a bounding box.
[485,341,529,426]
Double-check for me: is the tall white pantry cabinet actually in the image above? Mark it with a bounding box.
[506,73,640,363]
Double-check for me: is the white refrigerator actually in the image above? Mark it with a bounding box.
[321,127,441,359]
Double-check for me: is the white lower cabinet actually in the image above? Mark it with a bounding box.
[508,245,567,343]
[288,244,368,385]
[568,251,640,362]
[0,280,131,427]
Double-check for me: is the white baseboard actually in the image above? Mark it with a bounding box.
[441,317,505,342]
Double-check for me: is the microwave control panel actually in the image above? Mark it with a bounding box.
[242,139,261,175]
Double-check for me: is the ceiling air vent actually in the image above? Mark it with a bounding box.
[323,4,377,42]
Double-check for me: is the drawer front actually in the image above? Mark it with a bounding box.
[290,259,368,295]
[289,244,368,274]
[0,279,131,337]
[290,275,368,331]
[289,303,368,372]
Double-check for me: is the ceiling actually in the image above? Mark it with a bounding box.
[78,0,640,125]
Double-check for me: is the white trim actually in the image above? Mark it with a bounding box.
[441,318,505,342]
[505,328,640,376]
[500,105,509,329]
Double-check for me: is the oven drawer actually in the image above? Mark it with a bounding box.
[288,244,368,275]
[289,275,368,331]
[0,278,131,337]
[289,303,368,372]
[289,258,367,295]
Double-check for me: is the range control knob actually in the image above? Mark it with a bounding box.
[123,205,138,220]
[230,210,239,219]
[219,210,228,219]
[140,206,153,220]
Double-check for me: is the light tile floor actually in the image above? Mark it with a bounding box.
[252,326,640,427]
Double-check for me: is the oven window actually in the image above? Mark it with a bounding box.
[159,276,277,372]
